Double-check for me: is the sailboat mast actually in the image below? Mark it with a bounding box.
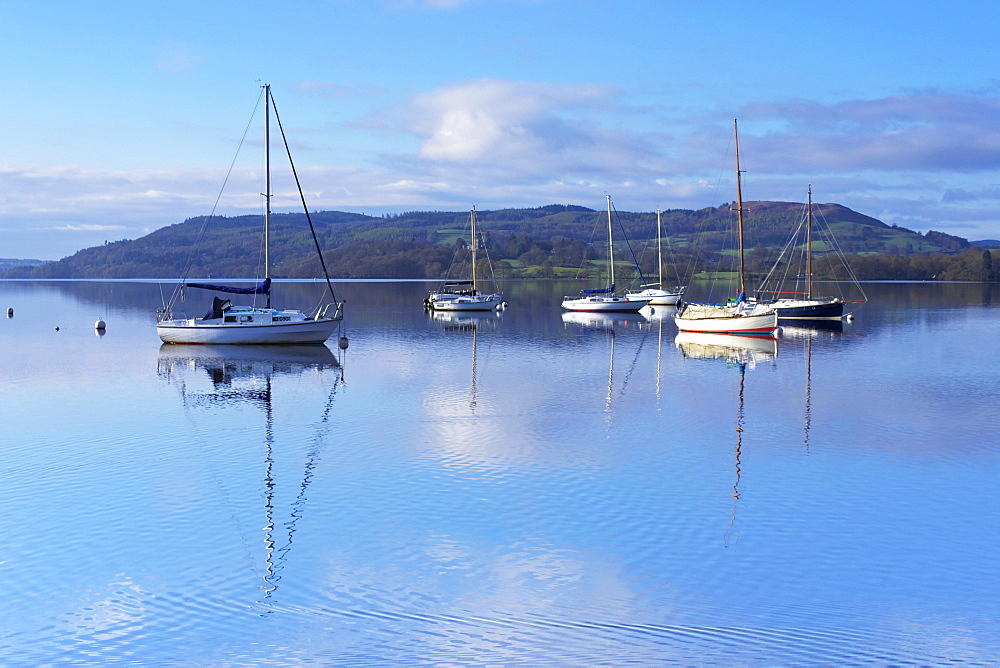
[734,119,746,296]
[263,84,272,307]
[656,208,663,288]
[806,185,813,300]
[470,206,478,295]
[607,194,615,291]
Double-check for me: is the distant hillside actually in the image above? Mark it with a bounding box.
[1,201,973,280]
[972,239,1000,249]
[0,258,47,273]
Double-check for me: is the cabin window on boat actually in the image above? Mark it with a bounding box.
[224,316,237,323]
[240,316,253,323]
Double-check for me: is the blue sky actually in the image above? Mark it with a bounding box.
[2,0,999,259]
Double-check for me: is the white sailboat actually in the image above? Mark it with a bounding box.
[626,208,686,306]
[562,195,652,313]
[427,207,504,312]
[156,85,345,345]
[674,120,777,335]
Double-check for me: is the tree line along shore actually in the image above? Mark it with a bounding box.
[3,203,997,282]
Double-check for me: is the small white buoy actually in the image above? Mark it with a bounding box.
[55,326,60,331]
[338,336,349,350]
[845,314,854,322]
[95,319,106,331]
[774,326,783,338]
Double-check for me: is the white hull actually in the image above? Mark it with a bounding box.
[431,294,503,311]
[674,303,778,334]
[626,288,684,306]
[561,295,650,312]
[158,310,341,344]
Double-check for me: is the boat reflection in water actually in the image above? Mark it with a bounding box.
[156,344,344,611]
[560,310,648,330]
[429,309,502,331]
[674,331,776,548]
[643,305,678,409]
[777,320,848,450]
[780,319,845,336]
[430,309,502,412]
[157,343,342,385]
[562,311,649,424]
[675,331,777,368]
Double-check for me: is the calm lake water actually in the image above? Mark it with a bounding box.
[1,279,998,664]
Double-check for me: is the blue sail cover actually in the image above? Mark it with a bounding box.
[583,284,615,294]
[186,278,271,295]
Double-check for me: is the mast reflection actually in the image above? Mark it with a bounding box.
[430,310,502,413]
[562,311,649,425]
[643,306,676,409]
[673,332,776,547]
[156,344,344,610]
[779,321,848,450]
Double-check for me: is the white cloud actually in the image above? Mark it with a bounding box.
[7,86,1000,259]
[55,224,127,231]
[406,79,621,165]
[741,91,1000,174]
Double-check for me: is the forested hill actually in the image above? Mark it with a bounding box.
[2,201,974,280]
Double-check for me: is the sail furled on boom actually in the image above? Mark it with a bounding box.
[186,278,272,295]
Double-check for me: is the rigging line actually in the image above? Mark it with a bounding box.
[167,89,265,311]
[757,213,805,294]
[274,377,342,565]
[268,88,340,306]
[610,200,647,285]
[447,211,472,284]
[163,371,259,579]
[472,215,501,290]
[575,212,603,281]
[617,323,650,399]
[815,208,867,301]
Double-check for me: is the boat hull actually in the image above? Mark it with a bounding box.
[561,296,649,312]
[431,295,503,311]
[626,288,684,306]
[674,304,778,334]
[157,317,341,344]
[772,298,844,320]
[645,294,683,306]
